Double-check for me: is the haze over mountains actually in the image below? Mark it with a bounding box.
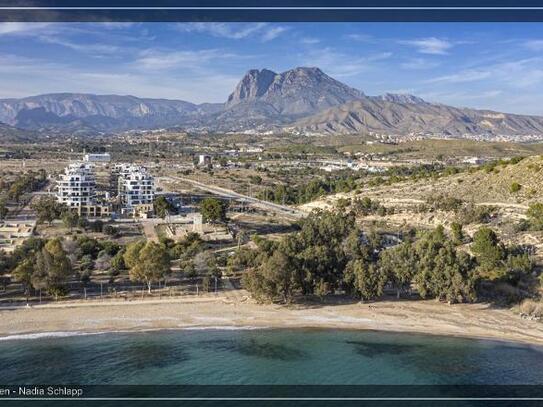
[2,66,543,140]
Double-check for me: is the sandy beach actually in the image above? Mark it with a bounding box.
[1,291,543,345]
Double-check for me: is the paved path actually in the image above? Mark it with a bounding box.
[161,176,307,219]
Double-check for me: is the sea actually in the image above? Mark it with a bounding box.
[0,328,542,406]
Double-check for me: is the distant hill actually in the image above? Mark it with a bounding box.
[0,93,222,134]
[289,97,543,137]
[2,67,543,139]
[0,122,35,142]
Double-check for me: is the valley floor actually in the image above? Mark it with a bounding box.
[1,291,542,346]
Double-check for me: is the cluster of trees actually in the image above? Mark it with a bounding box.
[8,238,72,299]
[471,227,533,283]
[0,235,126,298]
[0,170,48,219]
[235,210,535,304]
[199,197,228,223]
[425,194,464,212]
[154,196,175,219]
[0,170,47,203]
[0,230,214,299]
[258,163,466,206]
[367,164,461,188]
[257,174,360,205]
[350,197,391,216]
[419,194,497,225]
[124,241,171,293]
[31,196,67,224]
[29,196,118,236]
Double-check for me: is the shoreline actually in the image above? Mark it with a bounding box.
[1,292,543,346]
[2,324,542,350]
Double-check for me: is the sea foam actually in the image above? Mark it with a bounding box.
[0,331,105,341]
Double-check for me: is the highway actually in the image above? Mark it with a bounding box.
[160,176,307,219]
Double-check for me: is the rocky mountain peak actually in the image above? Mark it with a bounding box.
[225,66,364,115]
[226,69,277,107]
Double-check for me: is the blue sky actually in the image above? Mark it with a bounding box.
[1,22,543,114]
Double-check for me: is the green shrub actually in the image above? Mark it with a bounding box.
[510,182,522,193]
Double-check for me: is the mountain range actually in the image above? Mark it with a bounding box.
[2,67,543,140]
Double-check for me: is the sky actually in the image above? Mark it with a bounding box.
[1,22,543,114]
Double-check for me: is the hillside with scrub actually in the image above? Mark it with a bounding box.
[298,155,543,269]
[301,155,543,212]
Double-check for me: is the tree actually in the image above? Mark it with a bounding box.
[154,196,174,219]
[378,242,417,298]
[77,236,102,258]
[123,240,146,269]
[12,258,34,301]
[450,222,464,245]
[128,241,171,293]
[199,198,228,223]
[412,228,477,303]
[344,260,387,301]
[193,251,218,276]
[103,224,119,237]
[471,227,505,279]
[0,199,8,220]
[242,249,295,303]
[110,249,126,281]
[31,196,64,224]
[262,249,295,302]
[90,220,104,233]
[526,203,543,230]
[0,249,12,278]
[31,238,72,298]
[62,210,79,230]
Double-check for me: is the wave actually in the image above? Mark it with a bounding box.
[0,326,269,341]
[180,325,268,331]
[0,331,106,342]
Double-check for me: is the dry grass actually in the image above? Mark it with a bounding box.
[519,299,543,318]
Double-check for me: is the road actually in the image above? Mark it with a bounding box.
[160,176,307,219]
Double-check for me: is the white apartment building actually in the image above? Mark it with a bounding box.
[57,162,110,217]
[115,164,155,217]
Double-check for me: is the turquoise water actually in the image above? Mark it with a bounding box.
[1,328,543,385]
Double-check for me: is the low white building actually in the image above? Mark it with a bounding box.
[197,154,212,166]
[83,153,111,163]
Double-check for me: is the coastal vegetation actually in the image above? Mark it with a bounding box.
[236,210,537,304]
[256,163,462,205]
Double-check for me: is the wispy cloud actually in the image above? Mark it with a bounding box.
[425,58,543,89]
[177,23,265,39]
[344,33,373,42]
[176,23,288,42]
[134,48,239,70]
[401,37,454,55]
[400,58,441,70]
[523,39,543,51]
[38,36,121,55]
[0,22,51,36]
[299,48,392,78]
[425,69,491,83]
[300,37,320,45]
[261,26,289,42]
